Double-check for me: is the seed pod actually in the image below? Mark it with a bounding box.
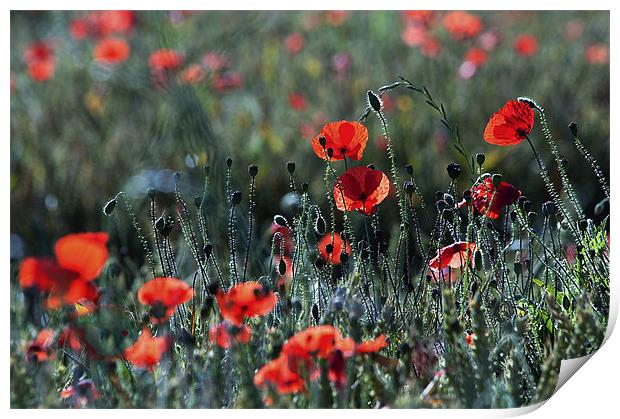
[226,157,233,168]
[248,164,258,178]
[311,303,320,323]
[367,90,383,112]
[103,198,117,215]
[194,196,202,208]
[232,191,242,205]
[286,161,296,175]
[447,162,461,180]
[405,164,414,176]
[492,173,502,187]
[476,153,486,166]
[474,250,482,271]
[278,258,287,276]
[327,148,334,158]
[569,122,578,137]
[318,136,326,147]
[147,188,156,199]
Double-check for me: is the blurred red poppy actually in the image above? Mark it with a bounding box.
[333,166,390,216]
[60,378,100,408]
[138,277,194,323]
[288,92,307,111]
[19,232,108,309]
[483,100,535,146]
[216,281,277,326]
[70,18,90,39]
[284,32,304,54]
[443,11,482,40]
[149,49,184,72]
[470,177,522,219]
[514,34,538,57]
[421,36,442,58]
[124,328,169,371]
[25,329,55,362]
[325,11,349,26]
[94,37,130,64]
[429,242,477,271]
[23,41,55,82]
[401,10,434,25]
[356,334,388,354]
[464,47,487,66]
[311,120,368,161]
[317,232,351,266]
[585,44,609,65]
[283,325,341,359]
[209,322,251,349]
[96,10,135,37]
[179,63,206,84]
[254,354,307,394]
[212,72,243,91]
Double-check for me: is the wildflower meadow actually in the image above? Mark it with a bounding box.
[10,10,610,409]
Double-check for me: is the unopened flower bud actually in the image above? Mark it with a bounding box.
[248,164,258,178]
[286,161,296,175]
[569,122,578,137]
[476,153,486,166]
[367,90,383,112]
[447,162,461,180]
[232,191,242,205]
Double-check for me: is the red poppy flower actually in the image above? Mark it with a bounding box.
[465,332,475,347]
[216,281,277,326]
[60,379,100,408]
[333,166,390,216]
[148,49,183,72]
[288,92,307,111]
[429,242,477,271]
[209,322,251,349]
[311,121,368,161]
[483,100,535,146]
[123,328,169,371]
[25,329,55,362]
[23,41,55,82]
[18,232,108,309]
[325,11,349,26]
[70,18,90,40]
[284,32,304,54]
[202,52,230,71]
[464,47,487,66]
[317,232,351,266]
[179,63,205,84]
[283,325,343,359]
[94,37,130,64]
[254,355,307,394]
[356,334,388,354]
[137,277,194,323]
[401,10,434,25]
[212,72,243,91]
[470,177,522,219]
[327,350,347,388]
[421,36,442,58]
[585,44,609,65]
[443,11,482,40]
[96,10,135,37]
[514,34,538,57]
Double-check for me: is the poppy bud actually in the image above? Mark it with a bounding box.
[349,301,363,321]
[367,164,376,170]
[248,164,258,178]
[443,193,454,206]
[312,303,320,323]
[291,297,302,312]
[302,182,309,193]
[447,162,461,180]
[476,153,486,167]
[367,90,383,112]
[527,211,537,224]
[194,196,202,208]
[274,214,287,227]
[436,200,448,211]
[155,214,166,232]
[232,191,242,205]
[286,161,296,175]
[103,198,117,215]
[173,172,181,183]
[578,219,589,232]
[339,252,348,265]
[463,189,472,204]
[474,250,482,271]
[332,295,344,311]
[403,181,415,195]
[510,210,517,222]
[523,199,532,212]
[278,258,287,276]
[203,243,213,259]
[563,295,570,311]
[325,243,334,254]
[442,209,454,221]
[161,222,173,237]
[315,257,325,269]
[569,122,578,137]
[517,96,537,109]
[207,281,220,295]
[319,136,326,147]
[147,188,156,199]
[327,148,334,158]
[405,164,414,176]
[542,201,555,216]
[514,261,522,275]
[315,216,326,235]
[226,157,233,168]
[492,174,502,187]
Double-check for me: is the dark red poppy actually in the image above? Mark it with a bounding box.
[138,277,194,323]
[209,322,251,349]
[464,47,487,66]
[23,41,55,82]
[19,232,108,309]
[123,328,169,371]
[25,329,55,362]
[514,34,538,57]
[148,49,183,72]
[443,11,482,40]
[327,350,347,388]
[212,72,243,91]
[288,92,307,111]
[483,100,535,146]
[317,232,351,266]
[284,32,304,54]
[311,120,368,161]
[94,37,130,64]
[429,242,477,271]
[254,354,307,394]
[470,177,522,219]
[216,281,277,326]
[586,44,609,65]
[60,378,100,408]
[333,166,390,216]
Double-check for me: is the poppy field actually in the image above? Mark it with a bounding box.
[10,11,610,409]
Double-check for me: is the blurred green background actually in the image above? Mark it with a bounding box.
[10,10,609,256]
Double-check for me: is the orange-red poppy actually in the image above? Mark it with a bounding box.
[333,166,390,216]
[317,232,351,266]
[19,232,108,309]
[483,100,535,146]
[23,41,55,82]
[93,37,130,64]
[470,177,522,219]
[123,328,169,371]
[311,121,368,161]
[209,322,251,349]
[254,355,307,394]
[148,49,183,72]
[95,10,135,37]
[284,32,304,54]
[25,329,55,362]
[356,334,388,354]
[429,242,477,271]
[514,34,538,57]
[443,11,482,40]
[464,47,487,66]
[216,281,277,326]
[138,277,194,323]
[179,63,205,84]
[283,325,341,359]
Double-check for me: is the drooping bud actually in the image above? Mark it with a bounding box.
[315,216,326,235]
[447,162,461,180]
[103,198,117,215]
[367,90,383,112]
[274,215,287,227]
[278,258,287,276]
